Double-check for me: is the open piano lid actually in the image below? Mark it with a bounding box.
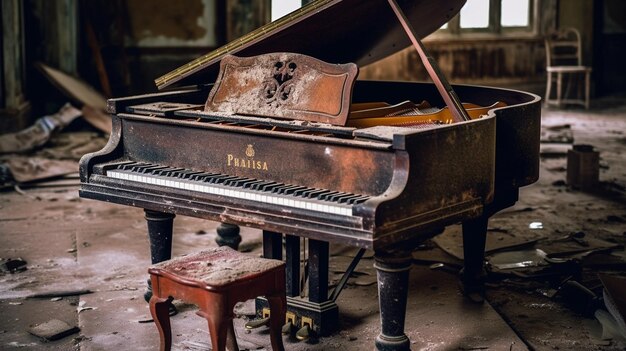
[155,0,466,90]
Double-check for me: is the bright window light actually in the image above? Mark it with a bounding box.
[271,0,301,21]
[501,0,529,27]
[460,0,490,28]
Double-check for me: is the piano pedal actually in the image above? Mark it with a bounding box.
[295,324,311,341]
[282,311,296,334]
[282,321,294,335]
[244,307,271,329]
[295,316,314,341]
[244,317,270,330]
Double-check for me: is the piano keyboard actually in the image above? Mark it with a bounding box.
[104,162,369,216]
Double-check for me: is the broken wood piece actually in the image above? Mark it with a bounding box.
[28,319,80,341]
[26,289,93,299]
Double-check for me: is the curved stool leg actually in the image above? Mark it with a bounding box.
[266,294,286,351]
[226,320,239,351]
[149,296,174,351]
[207,314,230,351]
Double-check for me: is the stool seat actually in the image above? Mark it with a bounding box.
[148,247,286,351]
[150,248,284,289]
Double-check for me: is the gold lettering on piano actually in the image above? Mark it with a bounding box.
[227,145,268,171]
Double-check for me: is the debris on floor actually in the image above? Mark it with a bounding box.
[0,119,107,191]
[1,258,28,273]
[540,123,574,158]
[25,289,93,299]
[27,319,80,341]
[541,124,574,144]
[0,103,81,155]
[37,63,111,134]
[2,157,78,184]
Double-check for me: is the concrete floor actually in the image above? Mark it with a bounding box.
[1,100,625,350]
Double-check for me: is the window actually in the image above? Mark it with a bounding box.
[439,0,534,35]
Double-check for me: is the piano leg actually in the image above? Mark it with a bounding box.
[308,239,329,303]
[374,251,412,351]
[143,209,175,302]
[215,223,241,250]
[460,215,488,302]
[285,235,300,297]
[263,230,283,259]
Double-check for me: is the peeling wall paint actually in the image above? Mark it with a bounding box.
[125,0,216,47]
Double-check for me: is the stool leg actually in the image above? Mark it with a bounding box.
[207,314,229,351]
[266,294,286,351]
[226,321,239,351]
[149,295,174,351]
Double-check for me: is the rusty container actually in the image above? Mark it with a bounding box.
[567,144,599,190]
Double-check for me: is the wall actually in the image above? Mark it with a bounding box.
[117,0,270,94]
[1,1,31,132]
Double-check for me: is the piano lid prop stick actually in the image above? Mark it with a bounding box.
[386,0,471,123]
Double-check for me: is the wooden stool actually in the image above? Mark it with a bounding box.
[148,247,286,351]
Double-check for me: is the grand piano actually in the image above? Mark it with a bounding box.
[79,1,540,350]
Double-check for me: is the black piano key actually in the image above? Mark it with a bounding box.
[120,162,140,170]
[293,187,314,197]
[146,166,172,176]
[328,192,351,202]
[158,168,185,177]
[346,195,369,204]
[128,163,151,172]
[103,160,136,171]
[336,194,360,204]
[174,170,197,178]
[318,191,340,201]
[271,185,294,194]
[166,168,186,176]
[281,186,306,195]
[207,175,238,184]
[223,177,249,187]
[194,173,221,182]
[150,167,175,176]
[307,189,331,199]
[257,182,281,192]
[140,165,169,173]
[170,169,195,178]
[242,180,264,189]
[189,172,218,181]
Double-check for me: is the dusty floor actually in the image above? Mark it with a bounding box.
[1,98,625,350]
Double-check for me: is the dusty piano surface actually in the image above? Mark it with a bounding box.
[79,0,540,350]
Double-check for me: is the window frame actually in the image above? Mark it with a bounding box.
[430,0,538,40]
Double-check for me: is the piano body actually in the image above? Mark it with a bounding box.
[79,1,540,350]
